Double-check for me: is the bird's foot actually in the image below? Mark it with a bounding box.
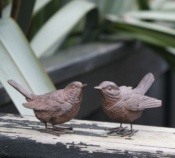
[121,129,138,137]
[45,128,65,136]
[106,126,128,135]
[53,126,73,132]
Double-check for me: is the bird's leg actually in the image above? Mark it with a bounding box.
[117,123,127,134]
[42,122,72,136]
[44,122,47,130]
[121,123,138,137]
[42,123,63,136]
[52,124,73,132]
[43,122,59,136]
[106,123,128,134]
[129,124,138,137]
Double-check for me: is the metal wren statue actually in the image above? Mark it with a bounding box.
[8,79,86,135]
[94,73,162,137]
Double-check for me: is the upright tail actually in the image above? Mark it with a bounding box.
[133,73,155,95]
[7,79,32,99]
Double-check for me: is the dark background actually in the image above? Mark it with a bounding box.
[1,42,174,128]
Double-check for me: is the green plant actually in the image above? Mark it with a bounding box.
[29,0,175,63]
[0,1,55,115]
[103,0,175,67]
[30,0,97,57]
[1,0,175,115]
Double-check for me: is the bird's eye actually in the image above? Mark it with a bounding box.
[72,85,76,89]
[108,87,112,90]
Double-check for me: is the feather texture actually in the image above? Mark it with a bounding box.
[133,73,155,95]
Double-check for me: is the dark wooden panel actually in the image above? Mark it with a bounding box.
[169,72,175,127]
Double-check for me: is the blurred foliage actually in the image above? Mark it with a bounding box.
[28,0,63,40]
[1,0,175,114]
[0,0,55,115]
[27,0,175,64]
[30,0,96,57]
[2,0,175,67]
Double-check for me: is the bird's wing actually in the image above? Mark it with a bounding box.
[38,90,64,103]
[23,100,62,111]
[133,73,154,95]
[120,86,132,91]
[120,86,132,100]
[23,91,66,111]
[125,94,162,112]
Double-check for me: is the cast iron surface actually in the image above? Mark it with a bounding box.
[7,80,86,131]
[95,73,162,136]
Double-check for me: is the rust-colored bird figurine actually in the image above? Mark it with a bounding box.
[94,73,162,137]
[8,79,86,135]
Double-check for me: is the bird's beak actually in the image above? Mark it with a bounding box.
[82,84,87,88]
[94,86,102,90]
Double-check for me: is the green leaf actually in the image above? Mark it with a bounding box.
[81,8,99,43]
[150,45,175,70]
[106,15,175,48]
[0,18,55,115]
[28,0,62,40]
[126,11,175,22]
[136,0,150,10]
[159,1,175,11]
[94,0,136,16]
[3,0,52,18]
[2,2,12,18]
[30,0,96,57]
[150,0,167,10]
[33,0,51,15]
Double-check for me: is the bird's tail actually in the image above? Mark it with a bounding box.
[140,97,162,109]
[134,73,155,95]
[146,99,162,108]
[8,79,32,99]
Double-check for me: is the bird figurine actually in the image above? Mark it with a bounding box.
[94,73,162,137]
[8,79,86,135]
